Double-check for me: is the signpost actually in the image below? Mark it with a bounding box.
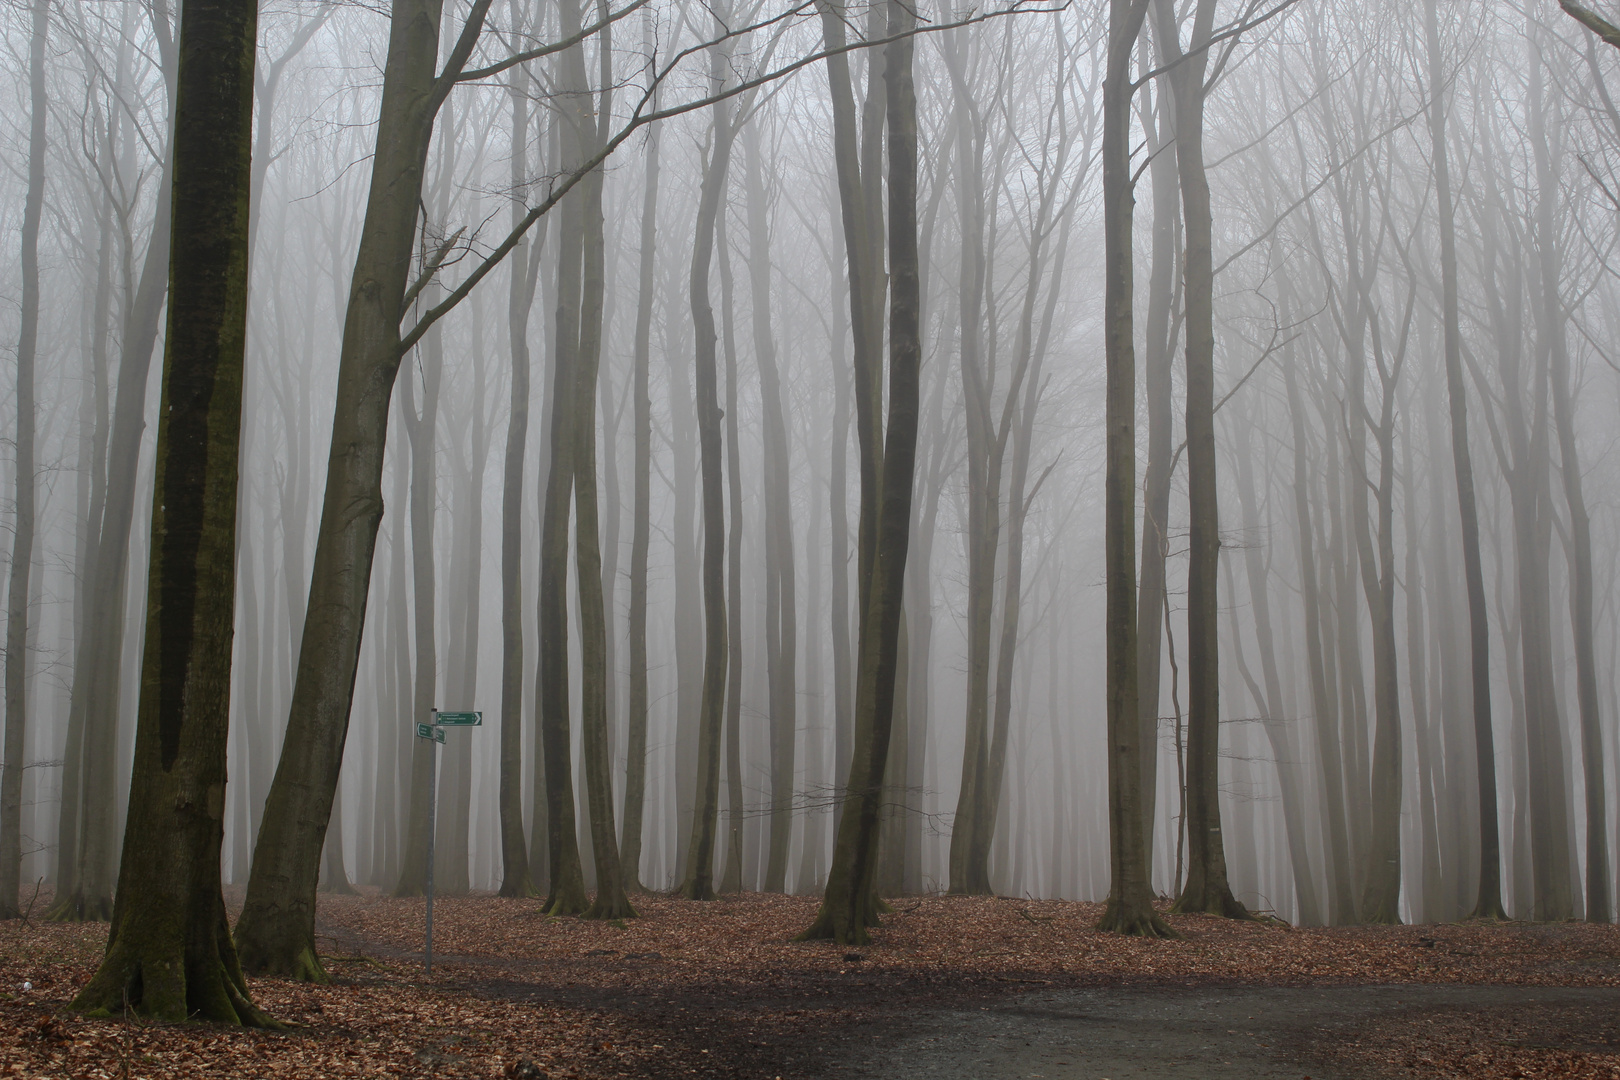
[417,708,481,972]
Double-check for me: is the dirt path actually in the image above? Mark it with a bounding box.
[837,985,1620,1079]
[314,905,1620,1079]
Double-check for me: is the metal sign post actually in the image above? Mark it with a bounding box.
[424,709,437,973]
[416,709,478,974]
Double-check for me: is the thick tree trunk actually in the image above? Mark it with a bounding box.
[72,0,271,1023]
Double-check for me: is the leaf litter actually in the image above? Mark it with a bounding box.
[0,890,1616,1078]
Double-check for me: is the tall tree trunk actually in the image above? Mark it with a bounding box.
[1422,0,1504,922]
[680,32,737,902]
[498,52,541,898]
[800,0,923,944]
[620,45,659,893]
[746,121,799,896]
[1531,20,1608,922]
[0,0,47,919]
[719,211,747,895]
[1136,54,1179,878]
[236,0,495,978]
[1096,0,1167,938]
[568,3,632,918]
[71,0,270,1023]
[1165,0,1246,921]
[393,259,445,897]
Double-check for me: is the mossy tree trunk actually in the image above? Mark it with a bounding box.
[72,0,272,1025]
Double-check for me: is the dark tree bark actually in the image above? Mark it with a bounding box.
[567,0,633,918]
[1164,0,1247,922]
[71,0,271,1024]
[235,0,496,979]
[0,0,46,920]
[680,33,738,903]
[1096,0,1170,938]
[800,0,923,946]
[499,50,541,899]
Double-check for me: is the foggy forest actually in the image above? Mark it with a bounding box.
[3,0,1620,1073]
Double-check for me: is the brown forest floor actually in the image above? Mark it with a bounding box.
[0,888,1617,1079]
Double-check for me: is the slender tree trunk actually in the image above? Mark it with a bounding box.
[1096,0,1167,938]
[1531,22,1608,922]
[569,4,632,917]
[1165,0,1246,921]
[499,54,541,898]
[719,211,747,895]
[1136,56,1178,876]
[236,0,496,979]
[680,33,737,902]
[1422,0,1504,922]
[800,0,923,943]
[620,48,659,892]
[746,122,799,895]
[0,0,47,920]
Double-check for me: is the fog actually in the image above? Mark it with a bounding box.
[2,0,1619,932]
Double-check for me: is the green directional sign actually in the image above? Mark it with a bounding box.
[416,722,434,740]
[435,711,482,726]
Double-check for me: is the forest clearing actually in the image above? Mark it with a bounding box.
[1,891,1618,1079]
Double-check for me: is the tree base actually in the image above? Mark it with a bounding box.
[1172,883,1255,921]
[1096,897,1178,938]
[679,880,718,901]
[234,913,332,985]
[543,883,589,916]
[46,887,113,924]
[583,891,638,920]
[796,890,885,946]
[76,904,281,1028]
